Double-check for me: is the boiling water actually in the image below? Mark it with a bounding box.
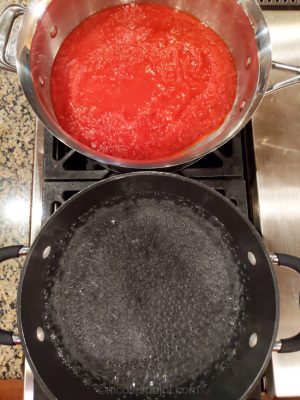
[44,195,244,392]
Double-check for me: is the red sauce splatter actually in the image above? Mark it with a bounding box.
[51,4,237,161]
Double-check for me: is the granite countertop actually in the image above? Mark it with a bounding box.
[0,0,34,379]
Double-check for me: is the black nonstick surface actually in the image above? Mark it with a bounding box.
[18,173,278,400]
[45,194,244,391]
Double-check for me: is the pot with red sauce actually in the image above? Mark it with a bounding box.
[1,0,300,170]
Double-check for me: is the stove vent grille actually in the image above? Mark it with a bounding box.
[259,0,300,6]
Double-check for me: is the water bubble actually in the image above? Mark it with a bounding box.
[44,196,244,391]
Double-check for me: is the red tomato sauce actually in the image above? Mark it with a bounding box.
[50,4,237,161]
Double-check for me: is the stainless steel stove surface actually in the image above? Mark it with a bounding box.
[25,5,300,400]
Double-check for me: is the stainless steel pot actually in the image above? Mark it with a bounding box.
[1,0,300,171]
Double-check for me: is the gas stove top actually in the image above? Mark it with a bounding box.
[25,5,300,400]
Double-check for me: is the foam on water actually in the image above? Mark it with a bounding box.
[44,194,245,393]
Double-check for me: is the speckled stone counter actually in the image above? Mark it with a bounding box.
[0,0,35,379]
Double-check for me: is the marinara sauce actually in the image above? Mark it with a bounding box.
[51,4,237,161]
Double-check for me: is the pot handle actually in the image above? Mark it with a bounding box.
[0,245,28,263]
[0,329,21,346]
[0,4,25,72]
[0,245,28,346]
[266,62,300,95]
[270,253,300,353]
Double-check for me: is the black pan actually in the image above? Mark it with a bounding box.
[0,172,300,400]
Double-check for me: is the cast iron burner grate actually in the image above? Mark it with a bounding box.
[42,124,251,224]
[44,129,245,180]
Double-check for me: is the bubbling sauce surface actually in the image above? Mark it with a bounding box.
[50,4,237,161]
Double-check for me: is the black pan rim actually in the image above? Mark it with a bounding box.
[16,171,279,400]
